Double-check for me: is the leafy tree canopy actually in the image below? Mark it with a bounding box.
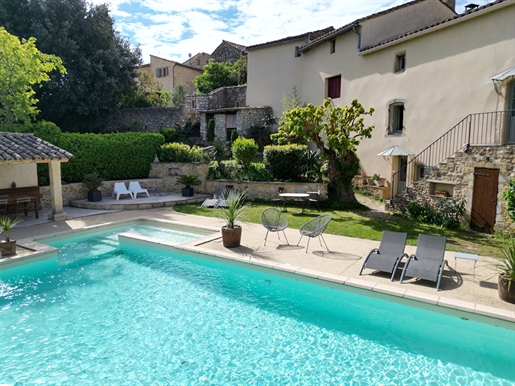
[121,72,171,108]
[0,0,142,132]
[0,27,66,131]
[273,98,374,202]
[194,57,247,94]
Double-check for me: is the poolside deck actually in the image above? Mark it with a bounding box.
[4,200,515,325]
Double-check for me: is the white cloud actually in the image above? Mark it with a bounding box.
[90,0,494,63]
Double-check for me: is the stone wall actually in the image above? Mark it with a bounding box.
[390,145,515,232]
[39,161,328,207]
[105,107,185,132]
[207,86,246,110]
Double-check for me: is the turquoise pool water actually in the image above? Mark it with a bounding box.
[0,228,514,384]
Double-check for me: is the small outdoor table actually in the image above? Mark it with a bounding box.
[279,193,309,211]
[148,186,163,196]
[453,252,478,277]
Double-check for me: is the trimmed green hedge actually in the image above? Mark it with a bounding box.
[263,144,309,181]
[157,142,206,162]
[21,122,164,183]
[231,137,258,168]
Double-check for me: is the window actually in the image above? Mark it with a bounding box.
[155,67,169,78]
[327,75,341,99]
[389,103,404,134]
[395,53,406,73]
[294,46,301,57]
[330,40,336,54]
[226,113,237,141]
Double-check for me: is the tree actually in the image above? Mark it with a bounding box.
[273,98,374,203]
[121,72,171,108]
[170,84,187,107]
[0,27,66,131]
[0,0,142,132]
[194,57,247,94]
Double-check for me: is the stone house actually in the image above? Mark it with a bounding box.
[245,0,515,232]
[137,54,203,95]
[182,52,211,69]
[210,40,247,64]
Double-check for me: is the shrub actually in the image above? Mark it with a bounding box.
[159,126,186,144]
[404,199,465,230]
[209,160,272,182]
[247,123,272,151]
[263,144,309,181]
[503,179,515,224]
[232,137,258,168]
[207,119,215,143]
[157,142,206,162]
[230,129,238,143]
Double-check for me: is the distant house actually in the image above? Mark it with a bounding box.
[210,40,247,64]
[182,52,211,69]
[137,54,203,95]
[246,0,515,231]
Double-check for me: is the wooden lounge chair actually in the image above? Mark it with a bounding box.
[400,234,447,290]
[260,208,289,246]
[359,231,408,280]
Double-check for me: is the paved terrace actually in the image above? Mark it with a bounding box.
[2,193,515,326]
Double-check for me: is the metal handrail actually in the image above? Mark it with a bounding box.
[391,110,514,196]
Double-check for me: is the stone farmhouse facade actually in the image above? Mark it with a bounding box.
[137,55,203,95]
[245,0,515,232]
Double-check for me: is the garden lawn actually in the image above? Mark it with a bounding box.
[173,200,501,258]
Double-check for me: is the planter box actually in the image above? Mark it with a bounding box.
[0,240,16,256]
[88,190,102,202]
[182,187,194,197]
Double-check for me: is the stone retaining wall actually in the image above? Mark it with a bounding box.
[39,162,328,208]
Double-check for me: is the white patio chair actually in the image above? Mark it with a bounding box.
[129,181,149,198]
[112,182,134,200]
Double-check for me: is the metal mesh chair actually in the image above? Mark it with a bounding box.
[260,208,289,246]
[297,214,332,253]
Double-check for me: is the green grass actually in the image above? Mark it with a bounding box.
[173,199,501,258]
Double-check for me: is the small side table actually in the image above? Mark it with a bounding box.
[149,186,163,196]
[453,252,478,277]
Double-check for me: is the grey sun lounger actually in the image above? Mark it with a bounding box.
[400,234,447,291]
[359,231,408,280]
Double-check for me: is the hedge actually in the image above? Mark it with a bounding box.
[263,144,309,181]
[23,122,165,183]
[157,142,206,162]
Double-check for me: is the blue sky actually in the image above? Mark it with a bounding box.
[92,0,491,64]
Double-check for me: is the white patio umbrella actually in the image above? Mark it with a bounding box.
[377,145,414,156]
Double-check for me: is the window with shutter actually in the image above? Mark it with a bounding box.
[327,75,341,99]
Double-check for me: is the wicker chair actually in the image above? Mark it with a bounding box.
[297,214,332,253]
[260,208,289,246]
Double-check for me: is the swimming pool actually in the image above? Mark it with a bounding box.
[0,226,514,384]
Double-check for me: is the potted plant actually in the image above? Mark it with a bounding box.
[176,174,201,197]
[371,173,385,187]
[83,172,104,202]
[0,216,23,256]
[218,190,247,248]
[495,235,515,304]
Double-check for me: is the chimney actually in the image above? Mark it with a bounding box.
[464,3,479,12]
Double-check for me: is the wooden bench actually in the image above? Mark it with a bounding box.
[0,186,40,218]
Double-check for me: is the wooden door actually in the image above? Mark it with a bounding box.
[470,168,499,233]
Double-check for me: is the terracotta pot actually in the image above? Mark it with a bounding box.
[0,240,17,257]
[498,275,515,304]
[221,225,242,248]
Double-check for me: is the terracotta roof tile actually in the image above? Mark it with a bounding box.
[0,132,73,162]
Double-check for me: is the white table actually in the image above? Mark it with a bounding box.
[453,252,478,277]
[279,193,309,211]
